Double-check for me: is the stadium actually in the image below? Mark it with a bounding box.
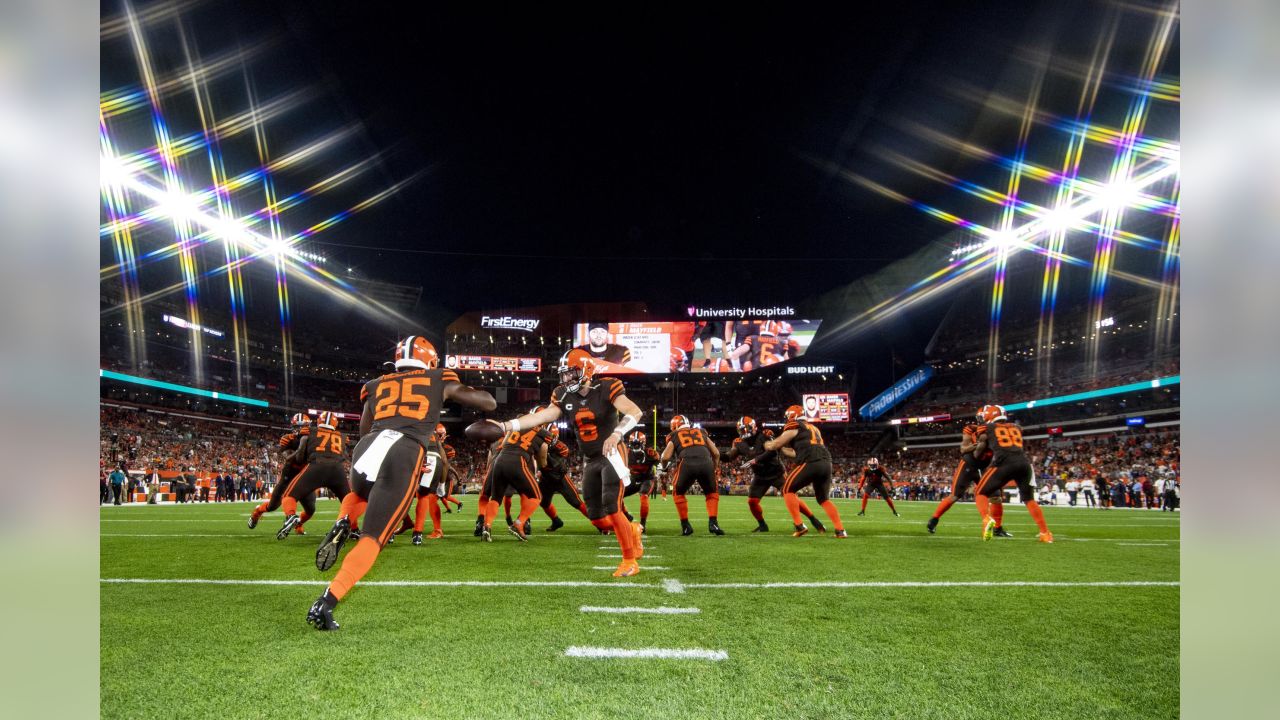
[99,1,1180,718]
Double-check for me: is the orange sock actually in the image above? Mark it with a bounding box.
[932,496,956,519]
[590,516,613,533]
[975,494,990,520]
[483,499,499,528]
[639,495,650,523]
[328,536,381,601]
[544,502,559,520]
[444,495,459,507]
[783,493,803,525]
[991,501,1005,527]
[860,495,869,512]
[1025,500,1049,534]
[577,502,591,517]
[413,495,430,533]
[428,495,442,532]
[797,499,816,519]
[517,495,537,525]
[298,511,313,529]
[819,500,844,532]
[608,511,635,560]
[705,493,720,518]
[884,496,897,513]
[281,496,297,516]
[350,498,367,531]
[748,497,765,522]
[502,496,512,517]
[674,494,689,521]
[252,501,268,516]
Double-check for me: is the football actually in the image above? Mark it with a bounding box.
[465,419,506,443]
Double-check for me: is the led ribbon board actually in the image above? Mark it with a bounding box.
[100,369,270,407]
[1003,375,1180,411]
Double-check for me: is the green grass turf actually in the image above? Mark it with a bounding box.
[100,497,1179,719]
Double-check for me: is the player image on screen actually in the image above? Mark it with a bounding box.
[804,394,820,419]
[576,322,632,366]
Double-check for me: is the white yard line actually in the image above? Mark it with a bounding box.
[1116,543,1171,547]
[563,646,726,661]
[674,580,1179,591]
[101,578,656,588]
[662,578,686,594]
[579,606,700,615]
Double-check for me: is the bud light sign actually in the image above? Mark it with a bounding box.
[858,365,934,421]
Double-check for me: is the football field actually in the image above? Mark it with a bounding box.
[100,498,1179,719]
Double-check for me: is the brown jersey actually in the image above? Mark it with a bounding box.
[551,376,626,459]
[498,427,553,461]
[665,427,714,462]
[300,426,347,464]
[783,418,831,463]
[359,367,460,448]
[982,420,1026,464]
[279,427,310,470]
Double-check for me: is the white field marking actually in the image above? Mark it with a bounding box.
[102,533,258,538]
[579,606,700,615]
[101,578,656,589]
[564,646,727,661]
[662,578,686,594]
[678,580,1180,590]
[598,554,661,559]
[1116,543,1171,547]
[592,566,669,571]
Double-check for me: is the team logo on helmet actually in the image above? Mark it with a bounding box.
[669,415,689,432]
[784,405,804,422]
[737,415,756,437]
[317,411,338,429]
[868,457,879,467]
[558,348,599,393]
[394,336,439,370]
[978,404,1007,423]
[290,412,310,427]
[669,347,688,373]
[629,431,647,447]
[434,423,447,441]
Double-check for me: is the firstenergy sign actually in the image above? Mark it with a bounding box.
[480,316,540,332]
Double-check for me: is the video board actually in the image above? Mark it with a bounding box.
[800,393,850,423]
[568,319,822,374]
[444,355,542,373]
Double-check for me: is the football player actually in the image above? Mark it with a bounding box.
[479,407,554,542]
[394,424,455,544]
[623,431,660,531]
[307,336,496,630]
[248,413,320,534]
[855,457,900,517]
[971,405,1053,543]
[660,415,724,536]
[538,424,596,532]
[764,405,847,538]
[276,411,351,539]
[927,412,1008,536]
[724,416,824,533]
[576,322,631,365]
[487,349,646,577]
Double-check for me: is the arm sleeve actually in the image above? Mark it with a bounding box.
[606,378,625,402]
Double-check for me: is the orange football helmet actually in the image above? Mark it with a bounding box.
[669,415,689,431]
[759,321,780,337]
[784,405,804,423]
[737,415,756,437]
[434,423,447,441]
[317,411,338,429]
[868,457,879,468]
[629,431,647,447]
[776,321,794,336]
[394,335,439,370]
[978,404,1007,423]
[558,348,599,392]
[290,412,310,427]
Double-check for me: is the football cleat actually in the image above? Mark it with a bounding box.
[753,523,769,533]
[276,514,300,540]
[427,530,444,539]
[792,524,809,538]
[385,534,394,545]
[632,522,645,559]
[412,532,423,546]
[680,521,694,537]
[481,527,492,543]
[508,522,528,542]
[349,528,362,540]
[306,597,339,631]
[546,516,565,532]
[813,521,827,534]
[982,516,997,541]
[247,512,260,530]
[473,519,483,537]
[834,529,848,539]
[612,560,640,578]
[708,522,725,536]
[926,517,939,534]
[524,519,532,536]
[856,510,865,517]
[893,511,901,517]
[1038,532,1054,544]
[993,527,1013,538]
[315,518,351,572]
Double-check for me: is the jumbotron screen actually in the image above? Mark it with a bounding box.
[801,393,850,423]
[569,319,822,374]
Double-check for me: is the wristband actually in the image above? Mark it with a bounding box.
[506,418,523,433]
[614,413,639,436]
